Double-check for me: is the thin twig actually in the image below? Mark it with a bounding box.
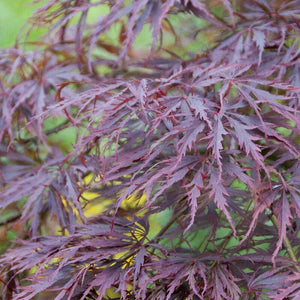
[267,211,300,272]
[0,213,21,226]
[20,119,70,143]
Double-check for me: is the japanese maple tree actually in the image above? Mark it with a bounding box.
[1,0,300,299]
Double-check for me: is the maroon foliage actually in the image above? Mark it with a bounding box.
[1,0,300,299]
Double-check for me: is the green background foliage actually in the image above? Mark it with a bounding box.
[0,1,40,48]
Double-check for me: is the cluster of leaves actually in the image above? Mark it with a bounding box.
[1,0,300,299]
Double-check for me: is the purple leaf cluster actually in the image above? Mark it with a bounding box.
[1,0,300,299]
